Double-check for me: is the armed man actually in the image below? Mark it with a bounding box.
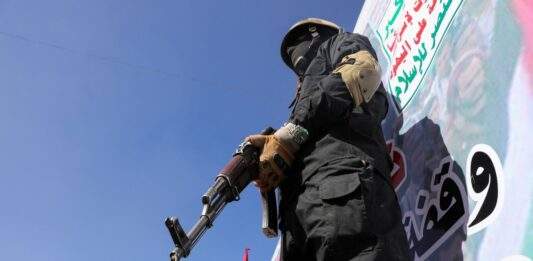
[246,18,411,260]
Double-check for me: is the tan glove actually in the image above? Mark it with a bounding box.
[333,50,382,106]
[246,134,295,192]
[246,123,308,192]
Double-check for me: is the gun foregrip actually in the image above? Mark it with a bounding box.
[261,190,278,237]
[259,127,278,238]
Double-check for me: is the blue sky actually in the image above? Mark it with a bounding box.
[0,1,362,260]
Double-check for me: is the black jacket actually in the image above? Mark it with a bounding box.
[288,32,392,181]
[278,33,411,261]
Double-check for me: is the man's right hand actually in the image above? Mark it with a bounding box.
[245,134,294,192]
[246,123,308,192]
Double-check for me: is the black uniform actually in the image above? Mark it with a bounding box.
[279,32,410,261]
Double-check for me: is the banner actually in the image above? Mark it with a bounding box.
[354,0,533,260]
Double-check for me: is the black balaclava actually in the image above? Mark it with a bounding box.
[286,33,322,77]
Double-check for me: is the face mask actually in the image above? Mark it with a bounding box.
[287,39,319,76]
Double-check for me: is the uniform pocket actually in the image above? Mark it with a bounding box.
[359,163,401,236]
[318,173,361,200]
[314,162,375,250]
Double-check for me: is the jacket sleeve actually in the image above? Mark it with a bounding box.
[289,33,384,137]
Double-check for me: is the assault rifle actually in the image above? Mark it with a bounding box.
[165,127,278,261]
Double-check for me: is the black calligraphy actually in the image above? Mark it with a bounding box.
[402,156,467,260]
[466,144,504,235]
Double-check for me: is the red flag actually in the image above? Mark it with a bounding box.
[242,248,250,261]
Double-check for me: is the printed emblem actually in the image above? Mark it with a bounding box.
[376,0,464,110]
